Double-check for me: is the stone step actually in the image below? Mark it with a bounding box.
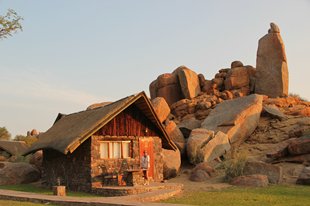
[124,188,183,202]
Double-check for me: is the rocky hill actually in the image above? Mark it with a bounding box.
[150,23,310,186]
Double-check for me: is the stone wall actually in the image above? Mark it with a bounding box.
[90,136,163,188]
[42,139,91,192]
[152,136,164,182]
[90,135,140,187]
[42,135,164,193]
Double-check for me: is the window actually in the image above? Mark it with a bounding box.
[100,141,131,159]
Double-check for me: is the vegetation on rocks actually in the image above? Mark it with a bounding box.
[14,135,38,146]
[0,127,11,140]
[223,152,247,182]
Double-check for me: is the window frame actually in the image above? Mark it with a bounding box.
[99,140,132,159]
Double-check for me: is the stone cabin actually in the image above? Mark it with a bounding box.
[0,140,28,161]
[24,92,177,193]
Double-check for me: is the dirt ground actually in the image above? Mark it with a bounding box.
[166,160,305,193]
[166,160,232,192]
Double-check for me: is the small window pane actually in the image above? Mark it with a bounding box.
[100,142,108,158]
[109,142,113,158]
[122,142,130,158]
[113,142,121,158]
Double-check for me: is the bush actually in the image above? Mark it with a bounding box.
[223,152,247,182]
[14,135,38,146]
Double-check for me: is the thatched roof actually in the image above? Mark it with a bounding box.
[24,92,177,155]
[0,140,29,156]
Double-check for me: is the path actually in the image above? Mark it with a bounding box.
[0,183,188,206]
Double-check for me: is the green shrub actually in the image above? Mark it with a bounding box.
[223,152,247,182]
[14,135,38,146]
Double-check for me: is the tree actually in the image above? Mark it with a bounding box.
[14,134,38,146]
[0,127,11,140]
[0,9,23,39]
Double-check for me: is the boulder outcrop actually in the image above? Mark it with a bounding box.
[255,22,289,97]
[149,66,201,106]
[201,94,263,145]
[263,104,287,121]
[199,131,231,163]
[144,22,310,187]
[174,66,201,99]
[177,117,202,138]
[162,148,181,179]
[164,120,186,154]
[287,137,310,156]
[189,162,216,182]
[243,161,283,184]
[150,73,184,106]
[230,174,269,187]
[187,129,214,164]
[86,102,112,110]
[151,97,170,123]
[296,167,310,185]
[187,129,230,164]
[0,162,40,185]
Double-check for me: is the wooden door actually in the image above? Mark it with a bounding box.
[139,137,154,180]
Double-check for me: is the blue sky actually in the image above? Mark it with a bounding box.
[0,0,309,137]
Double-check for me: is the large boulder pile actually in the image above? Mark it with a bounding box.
[150,66,200,106]
[146,22,309,185]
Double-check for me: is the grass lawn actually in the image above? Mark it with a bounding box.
[0,184,99,197]
[0,200,57,206]
[162,185,310,206]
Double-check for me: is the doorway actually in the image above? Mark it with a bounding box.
[139,137,154,180]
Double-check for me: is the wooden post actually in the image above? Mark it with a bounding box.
[53,186,66,196]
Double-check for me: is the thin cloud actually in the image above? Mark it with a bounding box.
[0,67,112,108]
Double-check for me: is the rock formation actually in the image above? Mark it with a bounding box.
[255,22,289,97]
[162,148,181,179]
[164,120,186,154]
[0,162,40,185]
[86,102,112,110]
[150,73,184,106]
[296,167,310,185]
[189,162,215,182]
[201,94,263,145]
[187,129,214,164]
[151,97,170,123]
[149,66,200,106]
[230,174,269,187]
[142,22,310,186]
[243,161,283,184]
[175,66,201,99]
[200,131,230,162]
